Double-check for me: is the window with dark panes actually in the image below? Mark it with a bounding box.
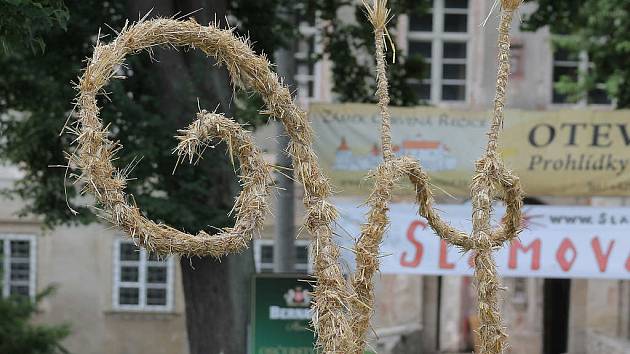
[114,240,173,311]
[407,0,469,103]
[260,244,275,272]
[295,245,309,272]
[255,240,312,273]
[408,41,432,100]
[444,0,468,33]
[442,42,467,101]
[552,46,611,105]
[295,4,321,103]
[409,10,432,32]
[1,235,35,299]
[586,66,612,105]
[552,48,580,103]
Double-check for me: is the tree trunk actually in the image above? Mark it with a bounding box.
[126,1,254,353]
[180,251,253,354]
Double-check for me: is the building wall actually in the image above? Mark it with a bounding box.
[303,1,629,353]
[37,224,188,354]
[478,2,554,110]
[2,1,629,353]
[0,167,189,354]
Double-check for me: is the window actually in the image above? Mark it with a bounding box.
[295,6,321,104]
[113,239,174,311]
[254,240,311,273]
[552,47,611,105]
[1,234,36,298]
[407,0,469,102]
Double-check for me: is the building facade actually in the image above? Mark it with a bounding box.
[0,165,189,354]
[1,1,629,354]
[292,1,629,353]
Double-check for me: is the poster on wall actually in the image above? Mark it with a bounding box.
[310,104,630,197]
[250,274,316,354]
[333,200,630,280]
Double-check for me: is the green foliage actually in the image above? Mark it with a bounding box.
[0,0,69,53]
[523,0,630,107]
[0,1,290,231]
[229,0,300,55]
[0,286,70,354]
[231,0,431,106]
[310,0,430,106]
[0,2,126,227]
[0,0,429,233]
[0,1,107,226]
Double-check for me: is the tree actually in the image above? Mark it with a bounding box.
[522,0,630,107]
[0,0,428,352]
[0,0,68,53]
[0,1,281,352]
[0,287,70,354]
[310,0,429,105]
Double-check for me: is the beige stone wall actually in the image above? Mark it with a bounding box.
[1,167,189,354]
[502,278,544,354]
[586,331,630,354]
[3,1,630,353]
[34,224,189,354]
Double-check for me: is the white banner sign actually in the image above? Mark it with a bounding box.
[334,201,630,279]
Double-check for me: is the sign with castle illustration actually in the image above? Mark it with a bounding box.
[310,104,630,197]
[334,137,457,172]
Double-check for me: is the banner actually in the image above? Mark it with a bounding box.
[310,104,630,197]
[334,200,630,279]
[251,274,316,354]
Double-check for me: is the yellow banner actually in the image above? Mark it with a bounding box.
[310,104,630,197]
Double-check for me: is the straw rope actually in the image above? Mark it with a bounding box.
[469,3,523,352]
[70,18,352,352]
[349,1,524,353]
[71,0,523,352]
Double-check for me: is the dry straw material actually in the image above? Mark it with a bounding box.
[501,0,523,11]
[354,1,525,353]
[71,0,523,352]
[71,18,350,352]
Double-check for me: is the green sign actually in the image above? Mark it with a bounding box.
[251,274,316,354]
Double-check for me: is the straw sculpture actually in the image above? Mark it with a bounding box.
[70,17,350,353]
[353,0,525,353]
[70,1,523,353]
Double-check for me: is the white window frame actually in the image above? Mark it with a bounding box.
[112,238,175,312]
[253,239,312,274]
[406,0,471,104]
[551,44,613,107]
[295,15,323,106]
[1,234,37,299]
